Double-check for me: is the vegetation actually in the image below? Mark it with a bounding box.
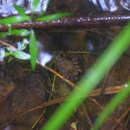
[0,0,130,130]
[0,0,69,70]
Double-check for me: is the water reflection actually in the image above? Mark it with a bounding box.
[120,0,130,10]
[89,0,130,12]
[17,39,53,65]
[0,0,49,17]
[3,126,11,130]
[0,47,5,62]
[0,38,53,66]
[17,38,29,50]
[37,41,53,66]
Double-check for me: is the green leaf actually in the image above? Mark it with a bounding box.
[36,13,71,22]
[0,29,30,37]
[92,82,130,130]
[12,50,30,60]
[0,15,31,25]
[9,29,30,36]
[13,4,26,16]
[5,52,11,57]
[29,30,38,71]
[0,32,9,38]
[31,0,40,12]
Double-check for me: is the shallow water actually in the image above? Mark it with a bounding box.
[1,0,130,17]
[0,0,49,17]
[0,1,130,129]
[89,0,130,12]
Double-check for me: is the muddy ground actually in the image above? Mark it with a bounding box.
[0,0,130,130]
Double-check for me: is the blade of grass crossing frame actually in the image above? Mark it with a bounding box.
[92,82,130,130]
[41,23,130,130]
[29,30,38,71]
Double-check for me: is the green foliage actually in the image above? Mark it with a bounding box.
[92,82,130,130]
[42,23,130,130]
[0,29,30,37]
[31,0,41,12]
[12,50,30,60]
[8,29,30,36]
[13,4,26,16]
[0,32,9,38]
[0,0,68,70]
[0,15,31,25]
[1,39,30,61]
[36,13,71,22]
[1,2,130,130]
[29,30,38,71]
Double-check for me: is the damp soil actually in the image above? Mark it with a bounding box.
[1,0,130,130]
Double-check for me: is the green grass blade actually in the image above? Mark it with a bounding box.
[13,4,26,16]
[0,15,30,25]
[41,23,130,130]
[9,29,30,36]
[0,29,30,37]
[92,82,130,130]
[29,30,38,71]
[36,13,71,22]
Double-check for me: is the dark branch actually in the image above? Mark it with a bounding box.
[0,14,129,31]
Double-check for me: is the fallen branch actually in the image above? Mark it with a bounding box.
[0,14,129,31]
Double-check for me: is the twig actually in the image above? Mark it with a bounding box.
[40,64,78,88]
[89,98,103,110]
[112,108,130,129]
[90,85,124,96]
[20,85,124,115]
[4,85,124,127]
[0,40,126,94]
[0,14,129,31]
[0,40,126,126]
[0,40,78,88]
[0,40,16,50]
[80,104,93,128]
[19,96,66,118]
